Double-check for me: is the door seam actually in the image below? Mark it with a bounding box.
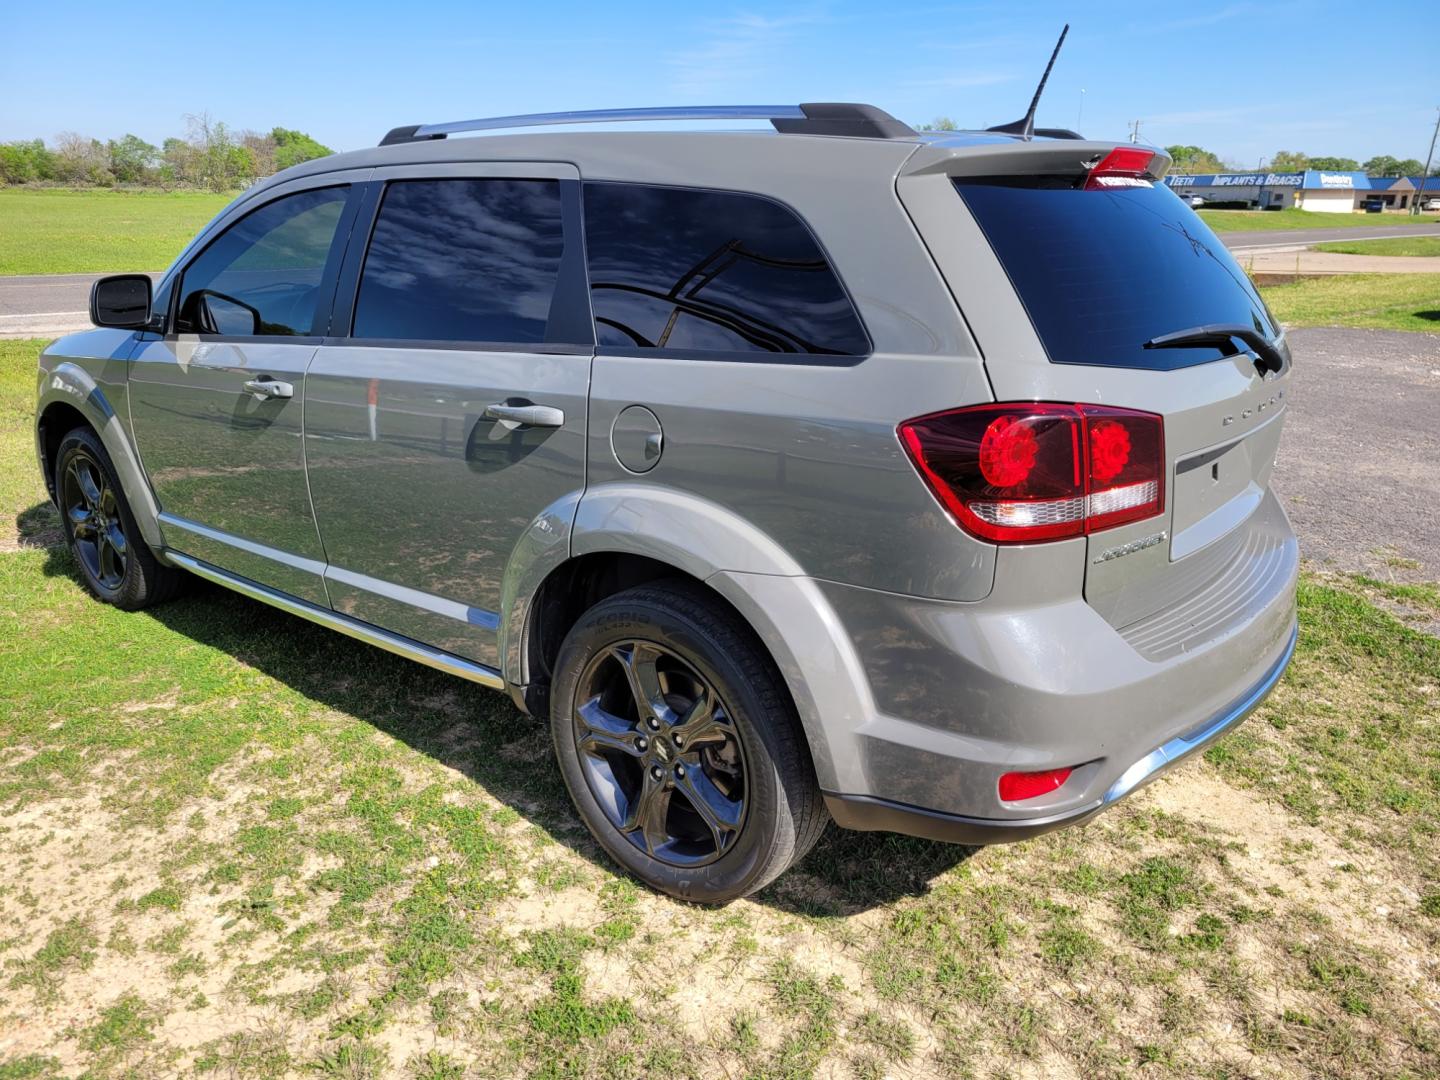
[298,352,334,609]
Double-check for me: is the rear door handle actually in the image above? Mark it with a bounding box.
[243,377,294,401]
[484,402,564,428]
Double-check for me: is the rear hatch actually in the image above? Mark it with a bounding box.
[897,142,1292,633]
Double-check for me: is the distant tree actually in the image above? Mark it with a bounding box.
[240,131,277,177]
[1269,150,1308,172]
[158,136,194,188]
[1165,144,1226,173]
[919,117,959,132]
[1306,156,1360,171]
[107,134,159,184]
[0,139,57,184]
[184,114,253,192]
[1394,158,1424,176]
[270,127,332,170]
[53,131,113,185]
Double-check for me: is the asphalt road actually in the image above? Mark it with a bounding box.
[1215,224,1440,251]
[0,272,160,338]
[1274,327,1440,580]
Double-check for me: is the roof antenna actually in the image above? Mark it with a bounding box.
[987,24,1069,141]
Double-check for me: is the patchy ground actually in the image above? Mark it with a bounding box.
[2,329,1438,1079]
[0,561,1437,1079]
[1272,327,1440,583]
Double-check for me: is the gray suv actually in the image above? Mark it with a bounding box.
[35,104,1298,902]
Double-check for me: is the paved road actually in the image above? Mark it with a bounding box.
[0,272,160,339]
[1274,327,1440,581]
[1215,224,1440,250]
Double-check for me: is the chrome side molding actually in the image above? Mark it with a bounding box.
[166,551,506,689]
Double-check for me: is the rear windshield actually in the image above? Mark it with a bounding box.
[954,179,1279,370]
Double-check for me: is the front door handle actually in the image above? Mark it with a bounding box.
[243,377,294,401]
[484,402,565,428]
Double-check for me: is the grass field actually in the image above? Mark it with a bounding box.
[0,189,233,276]
[1312,236,1440,257]
[1260,273,1440,333]
[1198,207,1440,232]
[1,338,1438,1079]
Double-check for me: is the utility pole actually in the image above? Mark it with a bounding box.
[1415,106,1439,216]
[1129,119,1143,144]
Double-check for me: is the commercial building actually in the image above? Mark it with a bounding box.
[1165,171,1439,213]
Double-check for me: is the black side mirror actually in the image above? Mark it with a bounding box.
[195,290,263,336]
[90,274,153,329]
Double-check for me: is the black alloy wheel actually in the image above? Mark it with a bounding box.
[573,639,748,866]
[54,426,182,610]
[61,446,129,592]
[550,582,827,903]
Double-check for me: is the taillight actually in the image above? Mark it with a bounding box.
[898,403,1165,543]
[1085,147,1158,190]
[998,767,1073,802]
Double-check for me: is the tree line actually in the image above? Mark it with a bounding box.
[1166,145,1434,176]
[0,115,333,192]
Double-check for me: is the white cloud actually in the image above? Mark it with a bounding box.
[666,12,827,98]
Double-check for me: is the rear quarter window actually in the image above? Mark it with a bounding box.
[583,182,869,359]
[954,179,1279,370]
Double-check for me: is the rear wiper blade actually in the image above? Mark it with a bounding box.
[1143,323,1287,375]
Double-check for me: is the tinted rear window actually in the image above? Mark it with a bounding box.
[583,182,869,358]
[353,179,567,344]
[954,180,1279,370]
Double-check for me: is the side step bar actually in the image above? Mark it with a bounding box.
[166,552,506,690]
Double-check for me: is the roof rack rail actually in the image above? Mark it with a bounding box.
[378,103,916,146]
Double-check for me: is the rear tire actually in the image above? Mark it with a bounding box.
[55,427,181,611]
[550,582,826,903]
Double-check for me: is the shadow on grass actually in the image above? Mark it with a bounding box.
[1416,310,1440,322]
[28,506,970,913]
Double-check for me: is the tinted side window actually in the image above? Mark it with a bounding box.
[583,183,869,357]
[177,187,348,337]
[353,179,567,343]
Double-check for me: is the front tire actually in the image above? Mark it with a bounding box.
[550,582,826,903]
[56,427,180,611]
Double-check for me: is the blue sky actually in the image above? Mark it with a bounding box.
[3,1,1437,167]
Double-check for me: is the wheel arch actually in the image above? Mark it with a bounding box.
[501,484,869,793]
[36,363,165,550]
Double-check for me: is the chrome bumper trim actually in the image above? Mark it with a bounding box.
[1103,620,1298,805]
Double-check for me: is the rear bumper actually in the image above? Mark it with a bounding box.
[714,489,1298,840]
[823,618,1296,844]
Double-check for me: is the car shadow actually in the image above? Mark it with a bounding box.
[28,507,972,914]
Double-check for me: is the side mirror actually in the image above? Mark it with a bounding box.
[90,274,153,329]
[195,291,263,336]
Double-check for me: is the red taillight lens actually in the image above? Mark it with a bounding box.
[998,767,1073,802]
[898,403,1164,543]
[1085,147,1157,190]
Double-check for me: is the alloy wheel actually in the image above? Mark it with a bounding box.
[62,450,128,591]
[573,640,748,866]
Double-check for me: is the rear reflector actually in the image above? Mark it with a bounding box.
[998,767,1073,802]
[898,403,1165,543]
[1085,147,1158,190]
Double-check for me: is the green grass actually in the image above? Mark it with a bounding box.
[0,188,233,275]
[1199,207,1440,232]
[1,337,1439,1077]
[1312,235,1440,257]
[1258,273,1440,332]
